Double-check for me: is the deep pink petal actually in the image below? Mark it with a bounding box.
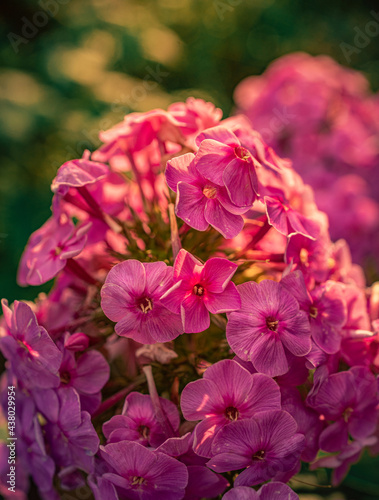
[195,139,235,185]
[74,351,110,394]
[201,258,238,293]
[181,294,210,333]
[203,359,254,408]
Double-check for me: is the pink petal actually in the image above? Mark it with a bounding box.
[104,260,146,296]
[165,153,197,192]
[193,415,227,458]
[176,182,209,231]
[100,283,133,322]
[201,258,238,293]
[204,199,244,239]
[204,282,241,314]
[195,126,239,147]
[250,334,289,377]
[181,294,210,333]
[173,249,203,280]
[181,379,223,420]
[196,139,235,186]
[223,159,257,207]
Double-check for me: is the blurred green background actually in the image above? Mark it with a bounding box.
[1,0,379,498]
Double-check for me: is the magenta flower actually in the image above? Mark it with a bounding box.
[51,150,109,196]
[285,232,331,284]
[17,215,91,286]
[165,153,249,238]
[160,250,241,333]
[281,271,347,354]
[310,436,377,487]
[15,394,56,496]
[180,359,281,457]
[264,190,319,240]
[306,366,379,452]
[223,483,299,500]
[101,260,184,343]
[102,392,180,448]
[281,387,324,462]
[156,433,228,499]
[194,126,259,207]
[0,299,62,389]
[207,410,305,486]
[226,280,312,377]
[100,441,188,500]
[57,342,110,414]
[44,388,100,473]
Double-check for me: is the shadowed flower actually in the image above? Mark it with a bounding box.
[0,299,62,389]
[102,392,180,448]
[223,482,299,500]
[226,280,311,377]
[306,366,379,453]
[207,410,305,486]
[100,441,188,500]
[17,215,91,286]
[180,359,281,457]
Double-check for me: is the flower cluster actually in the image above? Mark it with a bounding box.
[234,52,379,272]
[1,90,379,500]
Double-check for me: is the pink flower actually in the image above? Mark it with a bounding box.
[101,260,184,343]
[281,271,347,354]
[180,359,281,457]
[194,126,260,207]
[306,366,379,453]
[160,250,241,333]
[100,441,188,500]
[18,215,91,286]
[223,483,299,500]
[207,410,305,486]
[102,392,180,448]
[226,279,311,377]
[264,189,319,239]
[165,153,249,238]
[0,300,62,389]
